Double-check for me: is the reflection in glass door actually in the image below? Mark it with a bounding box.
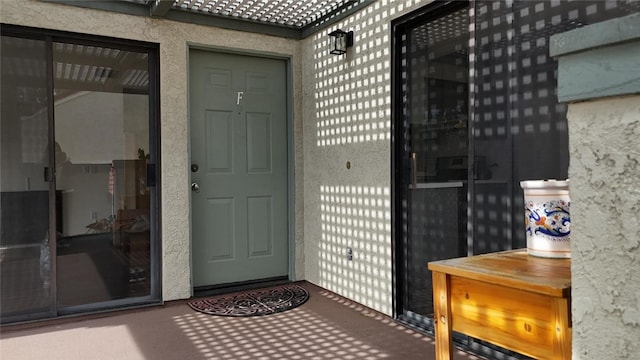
[53,42,153,308]
[1,26,159,323]
[0,35,56,322]
[394,2,470,326]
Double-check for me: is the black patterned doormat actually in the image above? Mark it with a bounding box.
[188,284,309,317]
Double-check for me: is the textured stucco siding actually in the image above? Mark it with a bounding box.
[568,96,640,359]
[1,0,303,301]
[300,0,434,316]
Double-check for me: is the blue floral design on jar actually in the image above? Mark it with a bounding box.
[525,199,570,240]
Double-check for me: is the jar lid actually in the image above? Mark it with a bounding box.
[520,179,570,189]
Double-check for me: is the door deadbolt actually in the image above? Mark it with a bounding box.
[191,164,199,172]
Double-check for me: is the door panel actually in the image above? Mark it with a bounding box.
[205,110,233,172]
[0,36,55,322]
[206,198,235,261]
[52,42,153,307]
[247,196,273,257]
[190,50,288,287]
[246,113,272,173]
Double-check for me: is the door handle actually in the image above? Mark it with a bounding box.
[191,182,200,192]
[411,153,417,189]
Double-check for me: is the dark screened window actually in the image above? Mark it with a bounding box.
[393,1,639,357]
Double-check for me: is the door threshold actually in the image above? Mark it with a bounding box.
[193,276,290,298]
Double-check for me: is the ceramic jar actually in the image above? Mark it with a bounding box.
[520,179,571,258]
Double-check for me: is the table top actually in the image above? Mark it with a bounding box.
[428,249,571,298]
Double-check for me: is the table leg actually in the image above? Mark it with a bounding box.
[432,271,453,360]
[552,297,572,359]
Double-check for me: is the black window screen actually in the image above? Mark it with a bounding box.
[471,0,640,254]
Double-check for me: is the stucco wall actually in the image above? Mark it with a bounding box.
[301,0,432,316]
[1,0,304,301]
[568,95,640,359]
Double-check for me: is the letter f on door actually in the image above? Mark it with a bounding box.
[237,91,244,105]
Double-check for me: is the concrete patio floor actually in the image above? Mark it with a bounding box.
[0,282,483,360]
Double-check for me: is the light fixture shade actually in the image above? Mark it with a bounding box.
[328,29,353,55]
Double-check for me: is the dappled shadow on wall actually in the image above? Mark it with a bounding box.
[312,0,415,147]
[318,185,391,312]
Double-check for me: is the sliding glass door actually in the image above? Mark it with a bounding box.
[0,26,160,323]
[393,0,640,357]
[394,2,470,326]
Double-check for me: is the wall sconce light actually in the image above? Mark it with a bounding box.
[328,29,353,55]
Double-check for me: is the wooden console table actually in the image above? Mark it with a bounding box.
[428,249,571,359]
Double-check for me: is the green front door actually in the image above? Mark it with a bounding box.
[189,50,288,287]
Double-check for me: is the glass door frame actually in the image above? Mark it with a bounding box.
[390,0,472,331]
[0,24,162,323]
[391,3,523,357]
